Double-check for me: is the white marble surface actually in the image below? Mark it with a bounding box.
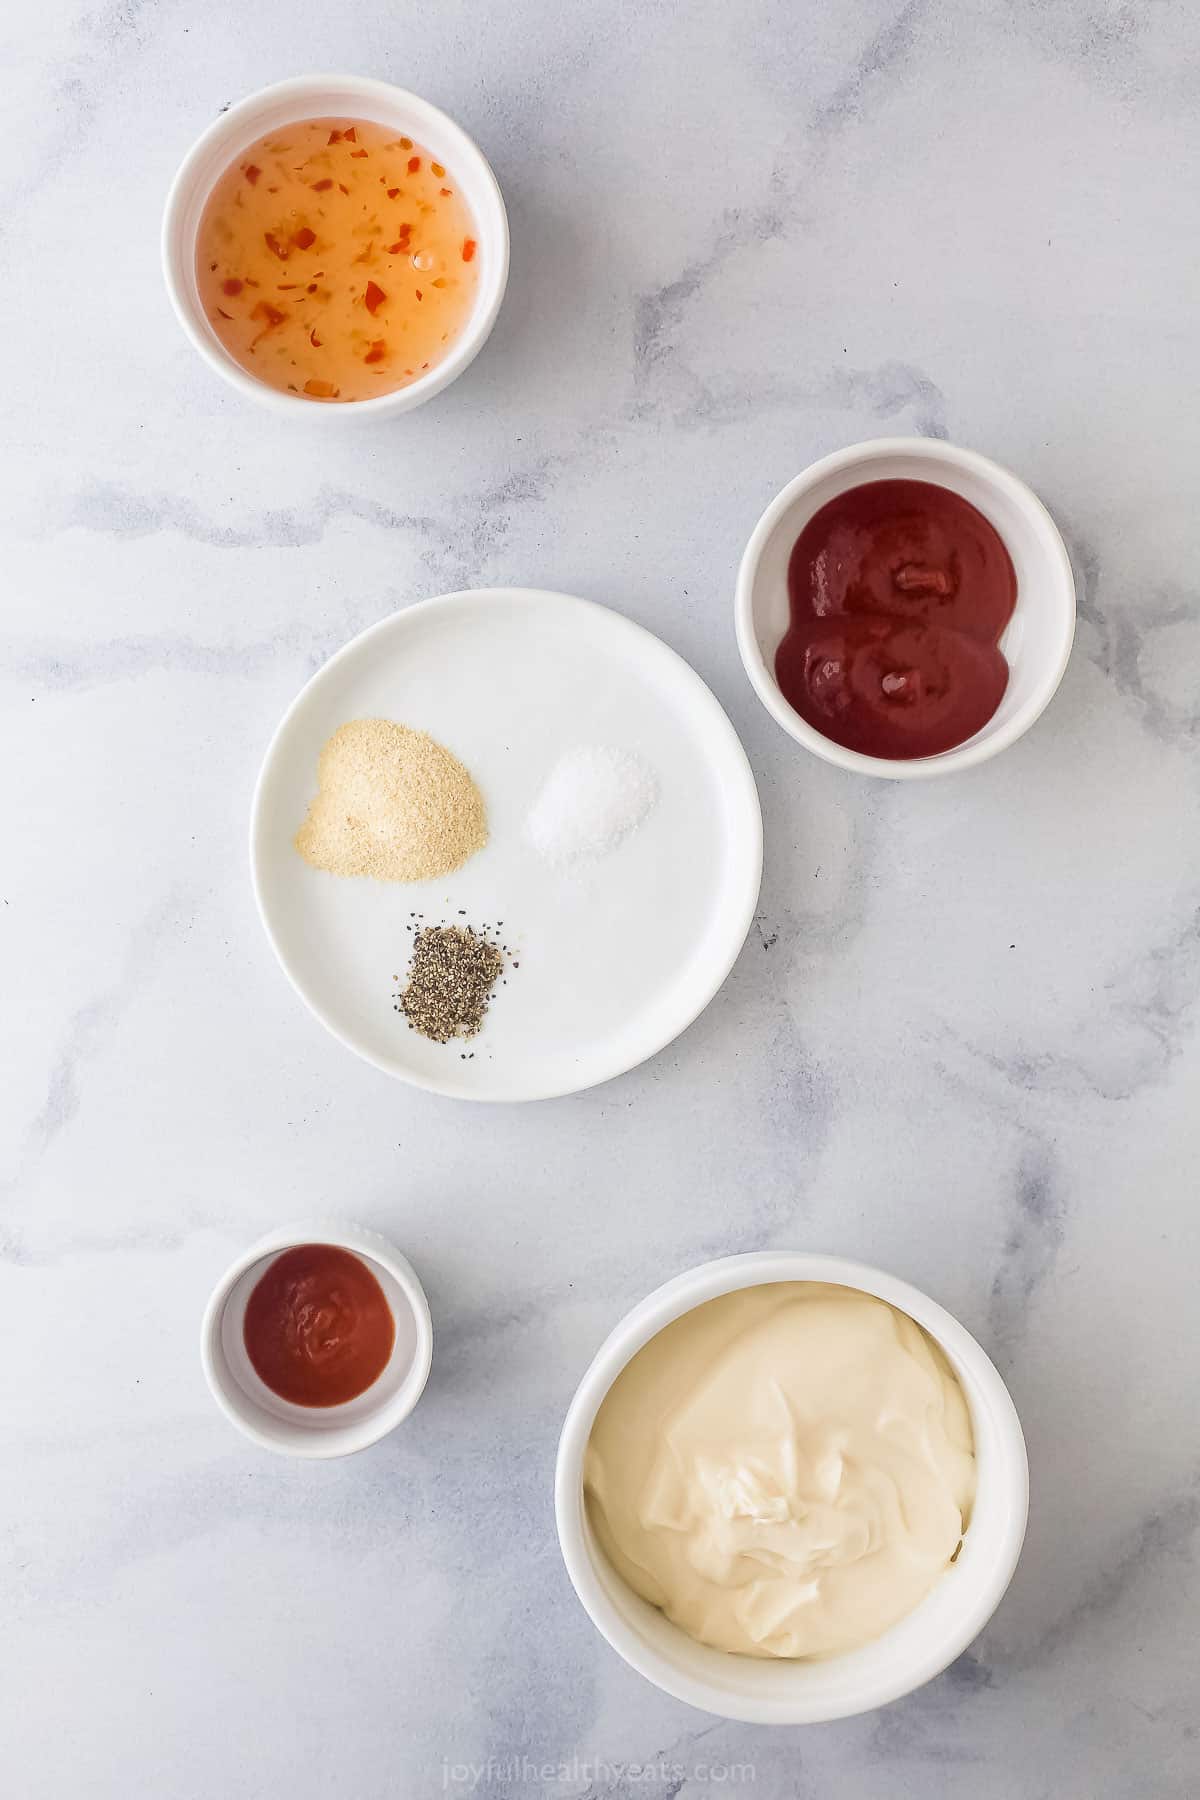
[4,2,1199,1794]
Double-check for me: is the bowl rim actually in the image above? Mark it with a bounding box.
[200,1217,434,1457]
[161,74,510,420]
[734,436,1077,780]
[555,1250,1029,1723]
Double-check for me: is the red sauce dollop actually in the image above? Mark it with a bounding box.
[243,1244,395,1407]
[775,479,1017,760]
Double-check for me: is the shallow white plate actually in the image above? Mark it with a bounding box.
[252,590,762,1101]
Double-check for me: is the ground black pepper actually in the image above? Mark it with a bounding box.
[394,923,507,1043]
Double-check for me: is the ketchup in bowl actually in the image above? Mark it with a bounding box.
[775,480,1017,760]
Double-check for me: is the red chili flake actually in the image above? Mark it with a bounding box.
[311,178,334,191]
[431,162,445,178]
[292,227,317,250]
[277,283,298,290]
[304,378,338,397]
[364,280,386,314]
[310,328,322,347]
[385,235,411,253]
[209,260,217,271]
[250,300,286,332]
[414,288,423,301]
[399,136,413,150]
[327,130,343,145]
[216,307,233,320]
[386,187,400,199]
[264,231,289,260]
[338,183,349,195]
[407,156,421,173]
[364,339,387,364]
[344,127,357,142]
[306,283,317,294]
[222,277,243,296]
[462,237,477,262]
[350,148,368,158]
[243,164,261,184]
[440,187,452,196]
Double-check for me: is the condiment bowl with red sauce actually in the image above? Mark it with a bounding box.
[735,439,1075,778]
[163,76,508,418]
[201,1220,433,1456]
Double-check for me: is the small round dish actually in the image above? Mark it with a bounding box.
[555,1251,1028,1724]
[735,438,1076,779]
[251,589,762,1103]
[162,75,508,419]
[201,1220,433,1457]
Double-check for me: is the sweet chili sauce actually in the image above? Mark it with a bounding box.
[243,1244,395,1406]
[196,119,481,402]
[775,480,1017,760]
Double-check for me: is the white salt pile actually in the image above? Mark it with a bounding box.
[525,746,658,868]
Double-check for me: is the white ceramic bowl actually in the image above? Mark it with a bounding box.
[201,1220,433,1457]
[735,438,1076,779]
[163,76,509,419]
[555,1252,1028,1723]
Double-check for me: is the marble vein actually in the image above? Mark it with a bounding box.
[1020,1487,1200,1673]
[1,887,192,1257]
[987,1139,1065,1358]
[1071,527,1200,743]
[959,899,1200,1105]
[50,462,553,589]
[809,0,928,136]
[0,0,160,221]
[629,0,936,428]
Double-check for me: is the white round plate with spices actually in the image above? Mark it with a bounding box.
[252,589,762,1101]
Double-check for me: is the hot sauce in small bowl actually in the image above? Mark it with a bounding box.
[201,1222,433,1456]
[242,1242,396,1406]
[164,77,508,418]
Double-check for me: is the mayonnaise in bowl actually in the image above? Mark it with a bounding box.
[584,1282,976,1661]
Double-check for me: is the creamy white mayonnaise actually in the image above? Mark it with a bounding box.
[584,1282,976,1659]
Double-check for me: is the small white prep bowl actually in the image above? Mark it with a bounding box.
[201,1220,433,1457]
[555,1252,1028,1724]
[163,75,509,419]
[735,438,1076,779]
